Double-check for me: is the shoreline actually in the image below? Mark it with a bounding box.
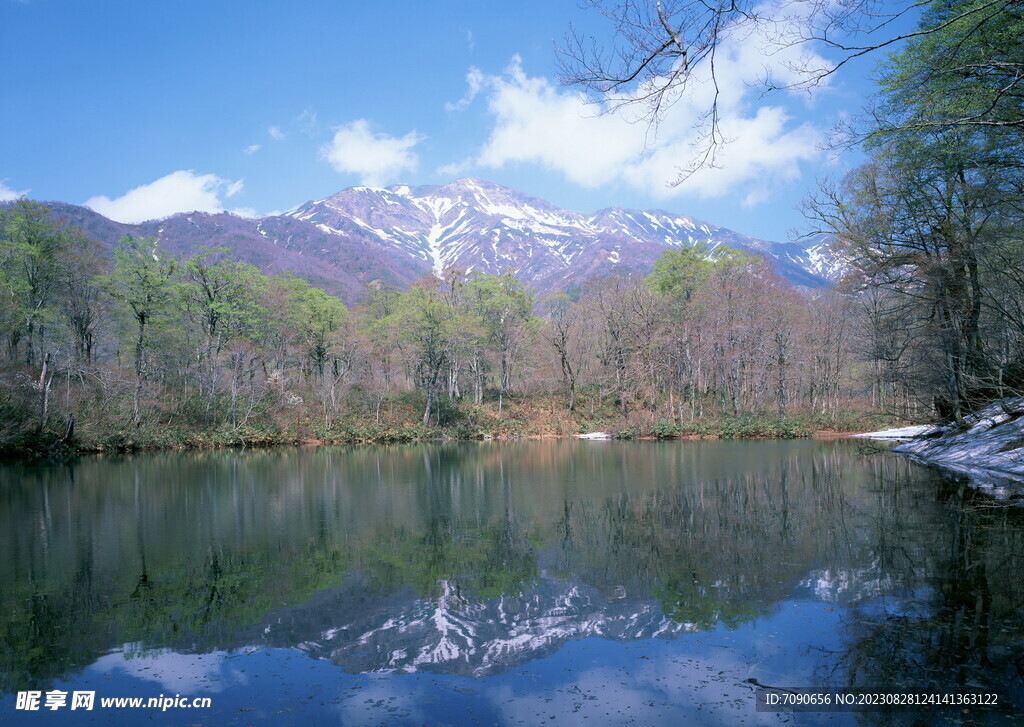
[856,399,1024,497]
[3,422,890,463]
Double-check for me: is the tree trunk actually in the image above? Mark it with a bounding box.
[133,318,146,427]
[499,350,508,415]
[423,386,434,426]
[37,352,51,431]
[776,350,787,416]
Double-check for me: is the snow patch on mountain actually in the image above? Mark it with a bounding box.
[261,576,700,677]
[282,178,843,289]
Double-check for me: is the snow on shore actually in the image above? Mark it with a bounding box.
[852,424,939,440]
[878,397,1024,497]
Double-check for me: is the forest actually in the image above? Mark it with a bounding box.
[0,202,874,455]
[3,0,1024,455]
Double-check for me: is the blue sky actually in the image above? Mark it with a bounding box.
[0,0,890,241]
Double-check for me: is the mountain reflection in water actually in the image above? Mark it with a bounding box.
[1,439,1022,724]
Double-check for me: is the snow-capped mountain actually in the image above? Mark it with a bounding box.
[44,177,844,303]
[244,575,720,677]
[284,178,843,290]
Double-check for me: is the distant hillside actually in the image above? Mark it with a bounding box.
[43,202,427,304]
[35,178,844,304]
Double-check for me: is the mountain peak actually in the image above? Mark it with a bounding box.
[443,176,504,190]
[283,178,837,287]
[54,178,841,298]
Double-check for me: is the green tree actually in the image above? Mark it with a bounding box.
[181,248,270,424]
[646,245,713,300]
[0,200,87,365]
[804,0,1024,418]
[807,140,1023,419]
[869,0,1024,140]
[101,236,178,426]
[60,241,107,364]
[271,273,349,380]
[359,282,402,422]
[387,278,459,426]
[466,273,535,413]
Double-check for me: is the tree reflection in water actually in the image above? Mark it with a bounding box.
[823,470,1024,724]
[0,439,1022,722]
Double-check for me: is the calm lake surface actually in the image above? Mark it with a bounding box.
[1,439,1022,726]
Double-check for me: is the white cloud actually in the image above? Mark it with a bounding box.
[85,170,245,223]
[445,67,485,112]
[490,650,783,727]
[448,10,828,205]
[321,120,423,187]
[244,144,262,155]
[92,649,249,695]
[268,125,285,141]
[470,56,644,188]
[0,179,29,201]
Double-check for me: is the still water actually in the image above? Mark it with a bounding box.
[1,439,1022,725]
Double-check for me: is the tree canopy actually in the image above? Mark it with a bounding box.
[804,0,1024,420]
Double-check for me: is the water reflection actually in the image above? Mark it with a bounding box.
[1,440,1022,722]
[825,475,1024,710]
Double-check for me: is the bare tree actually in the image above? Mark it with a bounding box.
[558,0,1022,176]
[541,293,586,412]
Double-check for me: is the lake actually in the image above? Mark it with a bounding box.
[1,439,1022,725]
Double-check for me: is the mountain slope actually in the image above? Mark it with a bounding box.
[285,178,841,290]
[37,178,842,303]
[44,202,427,303]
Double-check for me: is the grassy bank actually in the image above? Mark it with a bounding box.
[1,390,907,460]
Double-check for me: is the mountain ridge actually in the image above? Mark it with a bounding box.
[30,178,843,304]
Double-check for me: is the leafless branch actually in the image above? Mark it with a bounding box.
[558,0,1024,180]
